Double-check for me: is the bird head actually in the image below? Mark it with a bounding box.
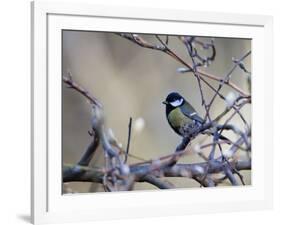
[162,92,185,108]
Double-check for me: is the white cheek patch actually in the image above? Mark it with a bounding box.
[170,98,183,107]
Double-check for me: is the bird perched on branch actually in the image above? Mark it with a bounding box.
[163,92,229,142]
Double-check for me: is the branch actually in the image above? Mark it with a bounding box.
[77,132,99,166]
[140,175,175,189]
[124,117,132,163]
[63,36,251,190]
[63,73,102,108]
[117,33,250,97]
[63,159,251,187]
[204,50,251,120]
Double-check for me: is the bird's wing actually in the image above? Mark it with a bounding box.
[180,102,204,124]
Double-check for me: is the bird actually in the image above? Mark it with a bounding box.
[162,92,229,142]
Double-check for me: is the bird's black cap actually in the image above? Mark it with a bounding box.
[163,92,183,105]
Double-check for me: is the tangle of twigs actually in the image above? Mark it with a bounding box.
[63,34,251,191]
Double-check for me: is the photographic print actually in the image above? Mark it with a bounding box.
[62,31,251,193]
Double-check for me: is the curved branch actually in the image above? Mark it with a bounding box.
[63,74,102,108]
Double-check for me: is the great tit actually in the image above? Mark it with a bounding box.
[162,92,229,142]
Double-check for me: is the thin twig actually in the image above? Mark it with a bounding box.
[124,117,133,163]
[63,34,251,191]
[63,73,102,108]
[204,50,251,120]
[117,33,250,97]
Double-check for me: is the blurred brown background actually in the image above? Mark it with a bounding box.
[62,31,251,193]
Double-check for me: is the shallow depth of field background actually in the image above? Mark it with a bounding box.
[62,31,251,193]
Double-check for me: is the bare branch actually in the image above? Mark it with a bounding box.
[124,117,133,163]
[63,34,251,191]
[117,33,250,97]
[140,175,175,189]
[63,73,102,108]
[63,159,251,187]
[77,131,99,166]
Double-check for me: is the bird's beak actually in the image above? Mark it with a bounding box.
[162,101,168,105]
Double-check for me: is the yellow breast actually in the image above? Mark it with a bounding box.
[168,107,193,129]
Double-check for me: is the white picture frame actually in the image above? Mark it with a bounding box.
[31,1,273,224]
